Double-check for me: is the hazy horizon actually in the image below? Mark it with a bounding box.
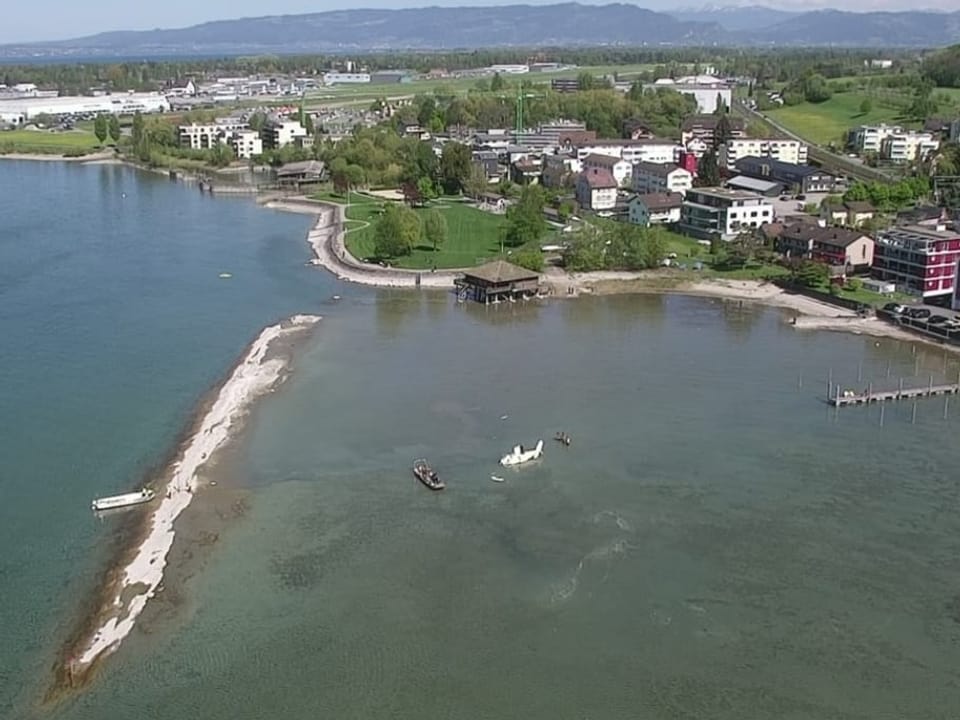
[3,0,958,45]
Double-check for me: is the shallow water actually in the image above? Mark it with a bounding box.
[4,164,960,719]
[46,293,960,720]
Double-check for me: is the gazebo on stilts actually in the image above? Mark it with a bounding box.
[455,260,542,304]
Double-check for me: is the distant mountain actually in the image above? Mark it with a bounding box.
[754,9,960,47]
[2,3,960,58]
[669,5,798,32]
[1,4,728,56]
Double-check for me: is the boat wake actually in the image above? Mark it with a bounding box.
[547,538,632,606]
[54,314,320,693]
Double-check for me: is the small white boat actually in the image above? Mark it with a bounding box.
[500,440,544,467]
[490,475,505,483]
[91,488,156,512]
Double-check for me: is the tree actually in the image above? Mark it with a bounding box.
[490,72,505,92]
[464,163,489,200]
[247,111,267,132]
[793,260,829,288]
[511,246,545,272]
[108,115,121,144]
[329,156,350,194]
[416,176,438,204]
[131,111,144,145]
[422,209,448,252]
[93,114,108,145]
[374,203,420,259]
[696,149,721,187]
[714,114,733,149]
[577,71,598,91]
[859,98,873,114]
[439,141,473,195]
[503,185,547,248]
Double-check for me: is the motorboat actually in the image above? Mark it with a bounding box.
[91,488,156,512]
[413,459,445,490]
[554,432,572,446]
[500,440,544,467]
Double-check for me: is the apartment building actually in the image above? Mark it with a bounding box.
[679,187,774,240]
[719,139,808,167]
[680,114,746,147]
[631,162,692,196]
[226,129,263,159]
[628,192,683,227]
[572,138,681,166]
[873,225,960,302]
[581,153,632,187]
[848,124,903,154]
[879,132,940,164]
[261,120,307,149]
[575,168,619,211]
[179,121,248,150]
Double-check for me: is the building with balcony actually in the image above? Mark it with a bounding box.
[678,187,774,240]
[848,124,901,154]
[719,138,808,167]
[581,153,632,187]
[631,162,692,196]
[575,167,619,211]
[261,120,307,149]
[873,225,960,302]
[680,114,746,147]
[779,224,874,271]
[878,131,940,164]
[571,138,682,166]
[628,192,683,227]
[225,129,263,159]
[179,121,248,150]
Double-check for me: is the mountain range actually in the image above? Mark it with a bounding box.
[2,3,960,58]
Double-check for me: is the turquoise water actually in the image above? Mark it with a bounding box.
[5,164,960,719]
[0,161,334,716]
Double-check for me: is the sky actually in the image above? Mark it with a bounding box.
[2,0,957,45]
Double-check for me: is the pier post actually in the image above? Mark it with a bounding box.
[798,373,803,390]
[867,383,872,402]
[898,377,903,398]
[879,403,885,427]
[912,401,918,425]
[886,360,891,379]
[945,395,950,421]
[929,374,934,394]
[857,361,863,383]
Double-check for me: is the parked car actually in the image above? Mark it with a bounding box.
[928,315,949,324]
[906,308,931,319]
[796,194,807,201]
[882,303,905,314]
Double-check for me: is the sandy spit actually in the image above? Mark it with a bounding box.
[0,150,119,163]
[66,314,320,676]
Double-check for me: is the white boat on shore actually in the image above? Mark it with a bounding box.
[500,440,544,467]
[91,488,156,512]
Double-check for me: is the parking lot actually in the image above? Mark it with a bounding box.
[770,192,830,221]
[881,301,960,340]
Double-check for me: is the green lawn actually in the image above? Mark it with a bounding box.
[0,128,102,154]
[766,93,908,146]
[326,193,508,269]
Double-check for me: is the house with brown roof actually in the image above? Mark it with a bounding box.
[822,200,876,228]
[631,162,693,196]
[455,260,541,304]
[778,224,874,271]
[510,158,541,185]
[581,153,632,187]
[576,167,619,211]
[628,192,683,227]
[680,114,746,147]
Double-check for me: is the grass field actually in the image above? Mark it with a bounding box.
[325,192,508,269]
[0,128,101,154]
[766,93,908,146]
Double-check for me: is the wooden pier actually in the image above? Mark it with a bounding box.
[829,379,960,407]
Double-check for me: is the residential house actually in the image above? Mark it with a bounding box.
[873,224,960,301]
[679,187,775,240]
[623,119,656,140]
[896,205,950,227]
[472,150,501,183]
[780,224,873,271]
[680,114,746,147]
[822,200,875,228]
[541,154,577,189]
[719,138,808,168]
[510,158,541,185]
[631,162,692,196]
[734,156,836,194]
[575,168,619,211]
[848,124,902,154]
[582,153,632,188]
[628,192,683,227]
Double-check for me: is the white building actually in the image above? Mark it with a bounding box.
[575,167,619,211]
[0,92,170,121]
[179,121,248,150]
[226,129,263,159]
[581,153,633,187]
[679,187,774,240]
[848,124,902,154]
[628,192,683,227]
[488,64,529,74]
[647,79,732,114]
[573,139,681,166]
[262,120,307,149]
[631,162,692,196]
[322,72,371,85]
[879,131,940,164]
[720,139,808,167]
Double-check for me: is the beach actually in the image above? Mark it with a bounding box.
[55,314,321,692]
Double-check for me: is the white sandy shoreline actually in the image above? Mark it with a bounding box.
[70,314,320,673]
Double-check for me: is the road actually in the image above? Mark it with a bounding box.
[732,99,896,184]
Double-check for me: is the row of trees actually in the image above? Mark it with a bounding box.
[563,221,668,272]
[843,178,930,212]
[92,114,121,145]
[372,204,449,259]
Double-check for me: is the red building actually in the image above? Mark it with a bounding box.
[677,151,698,176]
[873,225,960,304]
